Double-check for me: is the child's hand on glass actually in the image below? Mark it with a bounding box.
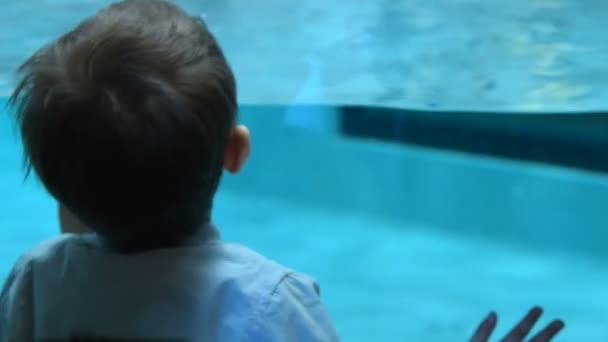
[470,306,565,342]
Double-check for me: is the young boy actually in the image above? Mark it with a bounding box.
[0,0,564,341]
[0,0,338,340]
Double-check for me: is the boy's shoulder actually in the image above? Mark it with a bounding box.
[0,234,80,335]
[1,235,338,341]
[8,234,293,279]
[2,234,314,311]
[203,241,306,292]
[6,234,79,273]
[5,233,303,295]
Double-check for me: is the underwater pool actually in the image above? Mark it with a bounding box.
[1,0,608,341]
[2,103,608,340]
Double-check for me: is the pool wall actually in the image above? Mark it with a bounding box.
[223,105,608,257]
[2,96,607,258]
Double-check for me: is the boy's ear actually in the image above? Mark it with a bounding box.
[224,125,250,174]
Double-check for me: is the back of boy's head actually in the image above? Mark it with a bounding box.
[10,0,237,251]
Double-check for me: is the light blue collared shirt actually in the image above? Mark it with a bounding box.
[0,229,339,341]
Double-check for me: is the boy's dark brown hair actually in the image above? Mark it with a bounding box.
[9,0,237,251]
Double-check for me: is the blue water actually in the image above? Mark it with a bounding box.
[2,0,608,341]
[2,100,608,340]
[1,0,608,110]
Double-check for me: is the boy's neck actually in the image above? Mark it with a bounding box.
[94,223,220,254]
